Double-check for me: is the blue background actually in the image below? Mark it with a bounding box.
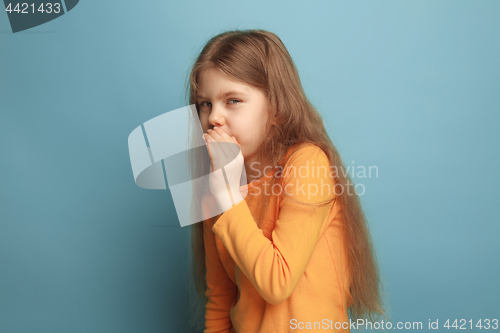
[1,1,499,332]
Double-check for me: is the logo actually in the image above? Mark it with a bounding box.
[3,0,79,33]
[127,105,248,227]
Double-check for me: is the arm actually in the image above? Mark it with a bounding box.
[212,145,338,305]
[202,195,238,333]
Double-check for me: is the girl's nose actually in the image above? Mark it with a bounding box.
[209,116,224,128]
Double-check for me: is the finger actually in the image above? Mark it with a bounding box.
[205,130,226,154]
[206,128,223,140]
[207,129,230,159]
[215,126,240,148]
[204,134,220,172]
[207,137,222,171]
[206,140,214,172]
[227,136,240,157]
[212,127,240,158]
[211,127,231,140]
[210,138,226,168]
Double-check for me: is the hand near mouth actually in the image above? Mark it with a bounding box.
[202,127,245,212]
[203,127,240,172]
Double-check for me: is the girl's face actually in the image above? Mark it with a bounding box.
[197,66,270,172]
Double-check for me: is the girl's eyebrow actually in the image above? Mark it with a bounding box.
[197,90,248,100]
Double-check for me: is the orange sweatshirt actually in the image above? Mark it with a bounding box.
[202,143,353,333]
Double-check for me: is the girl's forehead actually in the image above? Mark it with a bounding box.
[198,66,237,83]
[197,70,252,97]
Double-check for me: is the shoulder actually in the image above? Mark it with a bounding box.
[280,143,336,203]
[285,142,329,167]
[279,142,332,183]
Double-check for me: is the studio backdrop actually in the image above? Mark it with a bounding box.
[1,1,499,332]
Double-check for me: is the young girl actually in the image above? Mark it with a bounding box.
[186,29,385,333]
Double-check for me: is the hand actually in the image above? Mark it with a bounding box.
[203,127,245,212]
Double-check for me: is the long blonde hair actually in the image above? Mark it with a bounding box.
[184,29,385,331]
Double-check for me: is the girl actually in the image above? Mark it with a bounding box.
[186,29,385,333]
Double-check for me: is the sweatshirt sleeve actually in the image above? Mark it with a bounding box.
[202,195,237,333]
[211,144,337,305]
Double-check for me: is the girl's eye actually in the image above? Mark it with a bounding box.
[200,100,240,107]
